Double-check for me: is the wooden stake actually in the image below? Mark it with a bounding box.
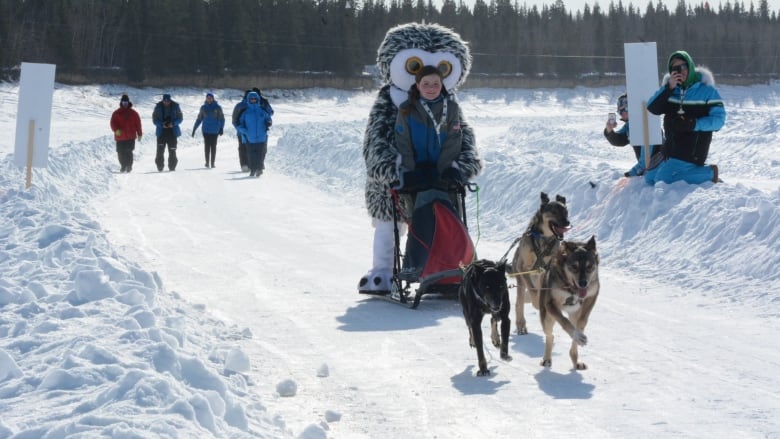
[642,100,651,169]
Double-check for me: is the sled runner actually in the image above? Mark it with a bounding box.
[368,184,476,308]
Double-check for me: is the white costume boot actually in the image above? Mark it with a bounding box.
[358,219,401,293]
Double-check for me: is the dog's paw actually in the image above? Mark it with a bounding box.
[572,330,588,346]
[516,327,528,335]
[501,353,512,361]
[540,359,552,368]
[574,362,588,370]
[476,368,491,376]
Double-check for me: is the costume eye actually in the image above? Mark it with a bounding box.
[437,61,453,78]
[405,57,424,75]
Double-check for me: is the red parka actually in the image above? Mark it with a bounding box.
[110,101,142,142]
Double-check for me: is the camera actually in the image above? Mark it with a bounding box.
[608,112,616,125]
[671,64,684,73]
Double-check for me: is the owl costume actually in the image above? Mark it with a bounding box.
[358,22,482,293]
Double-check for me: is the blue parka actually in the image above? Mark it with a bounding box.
[647,51,726,166]
[237,92,272,144]
[192,99,225,135]
[152,99,183,138]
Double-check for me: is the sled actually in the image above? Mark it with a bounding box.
[369,183,476,309]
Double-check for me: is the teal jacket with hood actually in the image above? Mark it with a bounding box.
[647,50,726,166]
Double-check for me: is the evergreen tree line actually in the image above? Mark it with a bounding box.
[1,0,779,85]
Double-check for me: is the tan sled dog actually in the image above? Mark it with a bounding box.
[510,192,570,335]
[539,236,599,370]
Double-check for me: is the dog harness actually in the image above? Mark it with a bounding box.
[527,226,560,270]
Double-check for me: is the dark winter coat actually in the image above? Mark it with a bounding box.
[152,100,183,138]
[111,103,142,142]
[192,100,225,135]
[363,85,480,222]
[395,94,466,188]
[647,51,726,166]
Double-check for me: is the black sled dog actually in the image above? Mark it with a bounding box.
[540,236,600,370]
[459,259,511,376]
[510,192,570,335]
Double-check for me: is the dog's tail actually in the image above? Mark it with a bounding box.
[498,237,521,271]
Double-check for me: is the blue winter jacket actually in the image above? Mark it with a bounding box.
[237,92,272,144]
[152,100,183,138]
[192,100,225,135]
[647,59,725,166]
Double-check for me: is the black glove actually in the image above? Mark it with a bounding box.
[218,127,223,136]
[265,120,272,129]
[401,168,438,191]
[401,170,424,191]
[441,167,464,186]
[670,115,696,133]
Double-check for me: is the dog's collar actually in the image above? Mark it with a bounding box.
[526,226,560,271]
[526,226,559,241]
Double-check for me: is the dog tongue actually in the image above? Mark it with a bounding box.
[577,288,588,298]
[555,225,571,237]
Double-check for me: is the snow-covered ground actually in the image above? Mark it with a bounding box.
[1,81,779,438]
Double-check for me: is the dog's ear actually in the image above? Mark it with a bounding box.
[540,192,549,205]
[556,249,568,264]
[563,240,578,254]
[556,194,566,205]
[497,260,508,275]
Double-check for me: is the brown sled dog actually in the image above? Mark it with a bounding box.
[539,236,600,370]
[510,192,570,335]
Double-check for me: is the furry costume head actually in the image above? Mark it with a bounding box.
[376,23,472,107]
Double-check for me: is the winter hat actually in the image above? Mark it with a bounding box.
[667,50,700,88]
[162,93,171,101]
[206,92,214,99]
[120,94,130,104]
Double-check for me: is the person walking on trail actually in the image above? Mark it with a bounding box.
[232,89,251,172]
[232,87,274,172]
[192,92,225,168]
[110,94,143,173]
[603,93,663,177]
[646,50,725,185]
[236,91,272,178]
[152,93,183,172]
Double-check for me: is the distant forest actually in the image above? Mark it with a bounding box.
[1,0,779,87]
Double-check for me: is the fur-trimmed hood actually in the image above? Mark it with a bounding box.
[660,50,715,88]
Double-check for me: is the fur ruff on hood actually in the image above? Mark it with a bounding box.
[661,66,715,88]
